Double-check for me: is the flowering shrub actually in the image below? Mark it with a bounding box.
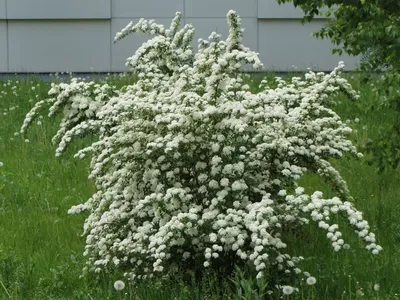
[21,11,381,288]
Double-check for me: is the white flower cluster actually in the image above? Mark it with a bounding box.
[20,78,114,154]
[21,11,380,287]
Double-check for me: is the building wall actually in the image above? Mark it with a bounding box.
[0,0,359,73]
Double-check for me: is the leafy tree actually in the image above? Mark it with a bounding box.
[276,0,400,171]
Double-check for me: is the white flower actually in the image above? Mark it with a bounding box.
[373,283,380,291]
[113,280,125,291]
[0,162,3,167]
[282,285,294,295]
[306,276,316,285]
[278,190,287,196]
[295,187,304,195]
[220,178,229,187]
[211,143,220,152]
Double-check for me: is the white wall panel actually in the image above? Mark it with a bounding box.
[7,0,111,19]
[8,21,111,72]
[185,0,257,18]
[111,18,171,71]
[0,21,7,71]
[258,20,359,71]
[112,0,183,18]
[187,18,258,53]
[0,0,6,19]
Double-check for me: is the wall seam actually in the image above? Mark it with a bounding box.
[256,0,259,53]
[5,0,9,72]
[109,0,112,71]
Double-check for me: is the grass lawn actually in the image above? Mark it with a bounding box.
[0,73,399,299]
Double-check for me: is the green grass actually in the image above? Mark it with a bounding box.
[0,73,399,299]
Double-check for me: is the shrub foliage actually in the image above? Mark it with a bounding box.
[22,11,380,289]
[276,0,400,171]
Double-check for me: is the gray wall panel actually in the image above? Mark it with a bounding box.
[258,0,326,19]
[187,18,258,53]
[258,0,303,19]
[112,0,183,18]
[111,18,171,71]
[0,0,358,73]
[185,0,257,18]
[8,21,111,72]
[0,21,7,71]
[7,0,111,19]
[258,20,359,71]
[0,0,6,19]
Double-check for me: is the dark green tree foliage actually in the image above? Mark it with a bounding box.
[277,0,400,171]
